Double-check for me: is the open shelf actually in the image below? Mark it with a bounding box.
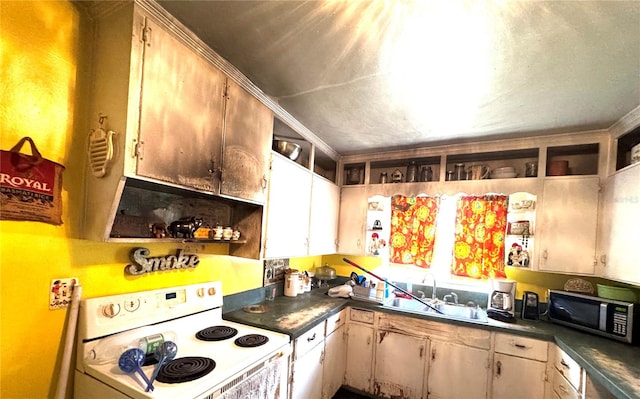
[546,143,599,176]
[616,126,640,171]
[369,156,441,183]
[446,148,539,180]
[344,162,366,185]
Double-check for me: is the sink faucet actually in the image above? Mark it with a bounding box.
[422,272,437,300]
[443,292,459,304]
[417,290,426,299]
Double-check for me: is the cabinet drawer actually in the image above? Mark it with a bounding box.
[553,346,582,391]
[349,307,375,324]
[294,322,325,360]
[326,309,346,336]
[552,368,581,399]
[494,333,548,361]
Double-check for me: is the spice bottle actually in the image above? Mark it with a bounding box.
[420,166,433,182]
[406,161,418,183]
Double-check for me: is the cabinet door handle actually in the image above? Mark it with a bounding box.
[431,348,436,361]
[514,343,527,349]
[366,336,371,345]
[419,346,424,359]
[262,174,268,190]
[543,250,548,260]
[560,359,570,369]
[496,360,502,376]
[307,333,316,342]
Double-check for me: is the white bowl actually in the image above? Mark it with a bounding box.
[490,172,517,179]
[493,166,515,174]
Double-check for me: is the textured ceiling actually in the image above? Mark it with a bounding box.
[158,1,640,155]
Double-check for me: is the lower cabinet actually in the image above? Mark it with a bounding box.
[322,312,347,399]
[345,309,375,393]
[373,330,426,399]
[492,352,547,399]
[291,342,323,399]
[290,310,348,399]
[491,333,549,399]
[340,312,554,399]
[427,340,490,399]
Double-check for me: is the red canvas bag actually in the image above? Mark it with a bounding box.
[0,137,65,225]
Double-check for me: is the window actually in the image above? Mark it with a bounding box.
[386,193,509,281]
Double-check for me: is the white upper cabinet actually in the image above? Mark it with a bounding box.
[264,154,312,258]
[537,176,600,275]
[264,153,340,258]
[308,175,340,255]
[337,186,369,255]
[599,163,640,284]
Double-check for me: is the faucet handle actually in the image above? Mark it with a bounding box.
[443,292,459,304]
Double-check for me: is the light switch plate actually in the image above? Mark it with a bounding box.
[49,277,79,310]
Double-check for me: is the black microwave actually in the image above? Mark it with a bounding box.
[548,290,639,344]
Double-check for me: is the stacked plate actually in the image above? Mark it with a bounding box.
[490,166,517,179]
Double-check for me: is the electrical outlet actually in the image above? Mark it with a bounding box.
[49,277,79,310]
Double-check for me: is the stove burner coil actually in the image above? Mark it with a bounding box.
[234,334,269,348]
[155,356,215,384]
[195,326,238,341]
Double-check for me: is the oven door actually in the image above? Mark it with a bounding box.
[209,349,289,399]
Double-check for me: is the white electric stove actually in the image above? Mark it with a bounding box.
[74,282,291,399]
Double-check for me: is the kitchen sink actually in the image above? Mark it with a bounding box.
[387,297,488,322]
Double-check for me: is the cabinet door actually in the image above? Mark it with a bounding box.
[308,175,340,255]
[538,177,599,274]
[222,80,273,204]
[427,340,489,399]
[137,17,225,192]
[345,323,374,393]
[338,186,368,254]
[291,340,324,399]
[599,164,640,284]
[323,324,347,399]
[374,330,426,399]
[264,154,312,258]
[491,354,547,399]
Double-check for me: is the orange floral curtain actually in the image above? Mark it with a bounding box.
[452,195,509,279]
[389,195,440,267]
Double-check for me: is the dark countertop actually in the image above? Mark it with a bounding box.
[224,287,640,399]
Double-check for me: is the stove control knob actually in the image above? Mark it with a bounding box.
[123,298,140,312]
[208,287,216,296]
[197,287,205,297]
[102,303,120,318]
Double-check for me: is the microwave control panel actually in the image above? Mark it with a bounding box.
[610,305,629,336]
